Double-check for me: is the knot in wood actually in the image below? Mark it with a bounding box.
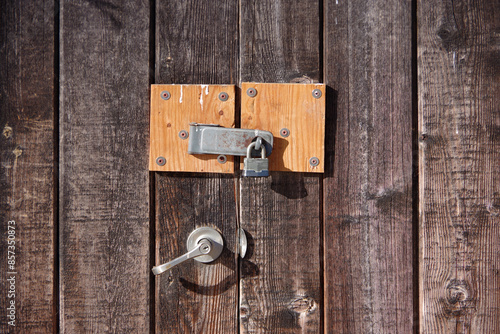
[13,146,23,158]
[240,305,250,321]
[436,22,465,52]
[3,125,13,138]
[290,76,314,84]
[288,297,316,314]
[444,279,474,316]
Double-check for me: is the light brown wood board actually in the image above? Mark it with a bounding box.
[241,82,325,173]
[150,84,236,173]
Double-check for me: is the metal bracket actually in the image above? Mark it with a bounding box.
[187,123,273,157]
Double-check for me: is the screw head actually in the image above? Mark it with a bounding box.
[156,156,166,166]
[280,128,290,138]
[246,87,257,97]
[178,130,189,139]
[218,92,229,101]
[161,91,171,100]
[312,89,322,99]
[217,155,227,164]
[309,157,320,167]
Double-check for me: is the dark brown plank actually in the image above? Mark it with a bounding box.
[240,1,321,83]
[59,1,150,332]
[0,1,55,332]
[239,1,322,332]
[323,0,414,332]
[155,174,238,333]
[418,0,500,332]
[239,176,322,333]
[154,1,239,333]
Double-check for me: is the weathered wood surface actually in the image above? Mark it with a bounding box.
[239,1,323,332]
[418,0,500,332]
[59,1,151,332]
[155,174,238,333]
[323,0,414,332]
[2,0,500,332]
[154,1,239,332]
[239,175,322,333]
[0,1,56,332]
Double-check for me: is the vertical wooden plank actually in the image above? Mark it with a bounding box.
[239,1,322,332]
[418,0,500,332]
[154,1,239,333]
[59,1,150,332]
[0,1,55,332]
[324,0,414,332]
[155,175,238,333]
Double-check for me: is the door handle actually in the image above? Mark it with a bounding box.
[152,227,224,276]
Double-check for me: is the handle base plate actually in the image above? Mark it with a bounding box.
[187,227,223,263]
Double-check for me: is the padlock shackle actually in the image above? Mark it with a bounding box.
[246,141,266,159]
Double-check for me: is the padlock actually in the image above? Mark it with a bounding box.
[242,141,269,177]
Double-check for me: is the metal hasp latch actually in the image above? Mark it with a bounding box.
[187,123,273,157]
[188,123,273,177]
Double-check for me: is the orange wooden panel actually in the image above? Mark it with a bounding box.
[149,84,235,172]
[241,83,325,172]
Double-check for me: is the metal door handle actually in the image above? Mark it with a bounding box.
[152,227,224,276]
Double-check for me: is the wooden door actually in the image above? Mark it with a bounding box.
[1,0,498,333]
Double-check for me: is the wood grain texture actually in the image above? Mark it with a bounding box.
[418,0,500,332]
[239,1,322,332]
[155,174,238,333]
[239,176,322,333]
[154,1,239,332]
[59,1,150,332]
[0,1,55,332]
[239,1,321,83]
[324,0,414,332]
[241,83,325,173]
[149,84,235,173]
[156,0,238,85]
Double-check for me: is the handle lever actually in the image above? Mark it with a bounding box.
[152,239,211,275]
[152,227,224,276]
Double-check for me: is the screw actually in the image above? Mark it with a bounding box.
[280,128,290,138]
[312,89,322,99]
[156,156,166,166]
[217,155,227,164]
[246,87,257,97]
[178,130,189,139]
[161,91,171,100]
[219,92,229,101]
[309,157,320,167]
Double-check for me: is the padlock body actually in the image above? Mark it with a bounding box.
[243,157,269,177]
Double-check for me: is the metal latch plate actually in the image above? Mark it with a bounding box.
[187,123,273,157]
